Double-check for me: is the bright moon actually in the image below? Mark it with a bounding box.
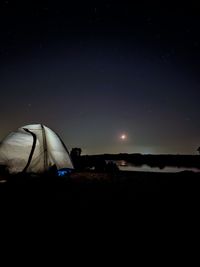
[120,134,127,140]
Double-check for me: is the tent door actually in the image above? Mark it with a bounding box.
[22,128,37,173]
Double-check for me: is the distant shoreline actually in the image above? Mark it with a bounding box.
[80,153,200,169]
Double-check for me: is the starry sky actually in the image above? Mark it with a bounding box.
[0,1,200,154]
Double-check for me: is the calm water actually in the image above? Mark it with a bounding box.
[114,160,200,173]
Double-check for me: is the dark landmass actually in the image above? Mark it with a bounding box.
[79,153,200,170]
[1,152,199,214]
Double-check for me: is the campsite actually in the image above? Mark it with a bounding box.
[1,3,200,231]
[0,124,199,216]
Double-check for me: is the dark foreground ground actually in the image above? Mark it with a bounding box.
[0,170,198,265]
[1,170,199,210]
[0,170,199,252]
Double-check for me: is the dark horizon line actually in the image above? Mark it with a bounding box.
[82,152,199,157]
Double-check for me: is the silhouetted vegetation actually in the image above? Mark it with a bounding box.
[70,148,82,170]
[70,148,119,173]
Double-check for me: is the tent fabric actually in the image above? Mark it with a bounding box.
[0,124,73,174]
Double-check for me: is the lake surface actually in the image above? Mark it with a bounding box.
[114,160,200,173]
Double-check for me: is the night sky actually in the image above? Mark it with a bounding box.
[0,1,200,154]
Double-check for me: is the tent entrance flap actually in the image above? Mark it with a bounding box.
[22,128,37,173]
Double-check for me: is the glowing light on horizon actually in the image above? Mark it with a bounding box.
[120,134,127,140]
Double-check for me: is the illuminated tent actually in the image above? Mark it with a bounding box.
[0,124,73,174]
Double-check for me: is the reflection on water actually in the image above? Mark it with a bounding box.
[115,160,200,173]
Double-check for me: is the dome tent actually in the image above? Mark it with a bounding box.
[0,124,73,174]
